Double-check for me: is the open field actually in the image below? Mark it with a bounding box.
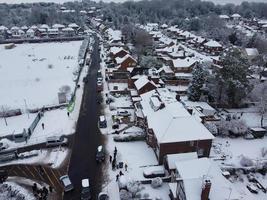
[0,41,82,109]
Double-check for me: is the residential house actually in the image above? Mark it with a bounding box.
[139,88,214,164]
[171,58,197,73]
[134,76,158,95]
[203,40,223,55]
[169,157,241,200]
[110,47,129,59]
[115,54,137,71]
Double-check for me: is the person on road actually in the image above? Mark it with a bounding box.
[67,112,70,117]
[119,170,124,176]
[109,155,112,163]
[41,123,44,130]
[125,163,128,171]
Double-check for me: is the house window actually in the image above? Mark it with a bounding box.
[198,148,204,157]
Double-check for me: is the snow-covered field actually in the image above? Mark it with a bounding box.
[0,41,82,109]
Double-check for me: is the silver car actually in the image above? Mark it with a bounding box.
[60,175,74,192]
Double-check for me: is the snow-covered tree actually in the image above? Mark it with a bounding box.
[151,177,163,188]
[188,64,207,101]
[140,56,162,69]
[208,48,252,107]
[240,155,254,167]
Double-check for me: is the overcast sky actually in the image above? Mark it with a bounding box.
[0,0,267,5]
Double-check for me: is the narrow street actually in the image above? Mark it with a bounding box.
[63,35,104,200]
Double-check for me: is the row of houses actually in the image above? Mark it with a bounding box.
[100,25,243,200]
[0,23,84,40]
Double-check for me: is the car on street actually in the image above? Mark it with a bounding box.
[96,145,105,162]
[81,179,91,200]
[99,116,107,128]
[98,192,109,200]
[60,175,74,192]
[46,136,68,147]
[117,110,131,117]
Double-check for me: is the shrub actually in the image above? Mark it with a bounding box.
[240,156,254,167]
[151,177,163,188]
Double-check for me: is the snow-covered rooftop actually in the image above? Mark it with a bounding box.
[204,40,222,48]
[176,158,241,200]
[134,76,157,90]
[166,152,197,170]
[172,58,197,68]
[140,89,214,143]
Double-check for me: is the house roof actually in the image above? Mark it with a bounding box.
[110,47,128,55]
[172,58,197,68]
[245,48,259,57]
[115,54,136,65]
[134,76,157,90]
[204,40,222,48]
[219,15,230,19]
[140,88,214,144]
[68,23,79,28]
[175,158,241,200]
[166,152,198,170]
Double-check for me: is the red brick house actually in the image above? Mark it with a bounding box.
[140,88,214,164]
[171,58,197,73]
[115,54,137,71]
[203,40,223,55]
[134,76,157,95]
[110,47,129,59]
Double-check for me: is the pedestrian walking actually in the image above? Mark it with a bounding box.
[125,163,128,171]
[67,112,70,117]
[109,155,112,163]
[41,123,44,130]
[32,183,37,193]
[116,174,119,181]
[119,170,124,176]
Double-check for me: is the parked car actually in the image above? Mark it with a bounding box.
[96,145,105,162]
[98,192,109,200]
[247,183,259,194]
[143,166,165,178]
[0,142,9,152]
[81,179,91,200]
[117,110,130,117]
[60,175,74,192]
[99,116,107,128]
[46,136,68,147]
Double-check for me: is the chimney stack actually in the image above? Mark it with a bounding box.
[201,179,212,200]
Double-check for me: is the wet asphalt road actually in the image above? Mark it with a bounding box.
[64,35,104,200]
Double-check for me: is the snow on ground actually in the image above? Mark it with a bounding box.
[0,112,37,137]
[0,147,69,168]
[211,137,267,167]
[0,41,82,109]
[0,181,35,200]
[224,107,267,128]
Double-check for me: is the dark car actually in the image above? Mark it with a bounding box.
[96,145,105,162]
[98,192,109,200]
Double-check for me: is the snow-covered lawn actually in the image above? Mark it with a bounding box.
[0,41,82,109]
[224,107,267,128]
[211,137,267,167]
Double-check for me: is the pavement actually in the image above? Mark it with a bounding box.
[63,35,104,200]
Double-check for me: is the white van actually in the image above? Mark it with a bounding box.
[46,136,68,147]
